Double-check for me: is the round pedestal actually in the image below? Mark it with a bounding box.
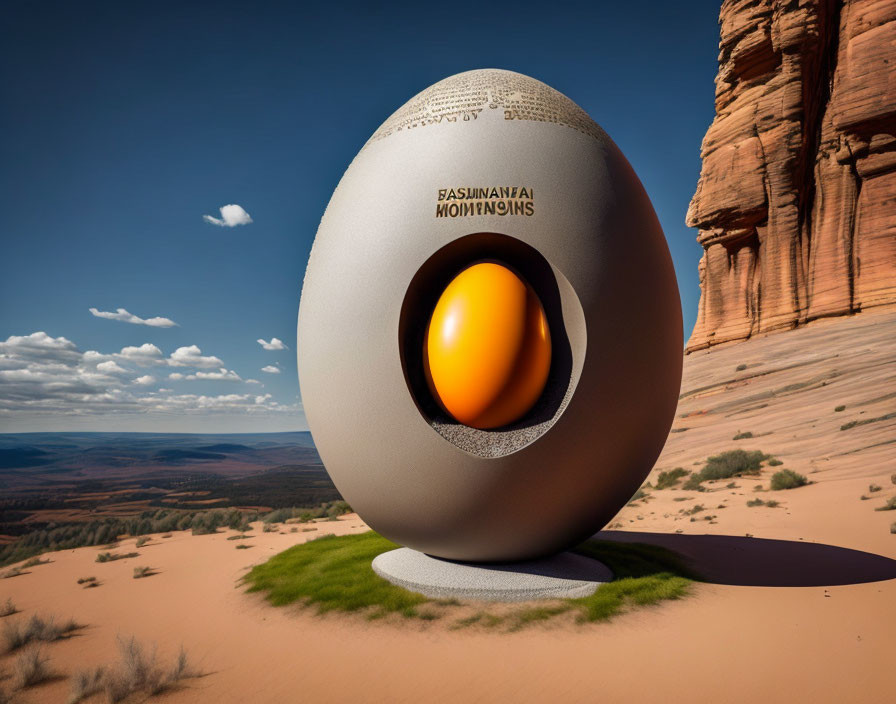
[372,548,612,602]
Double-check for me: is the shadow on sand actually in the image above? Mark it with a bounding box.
[596,531,896,587]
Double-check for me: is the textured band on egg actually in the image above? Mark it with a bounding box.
[398,233,585,458]
[298,69,683,563]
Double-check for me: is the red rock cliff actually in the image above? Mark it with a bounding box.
[686,0,896,352]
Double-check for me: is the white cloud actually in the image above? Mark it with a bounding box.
[203,204,253,227]
[89,307,177,328]
[0,331,298,421]
[246,379,261,384]
[261,365,280,374]
[168,345,224,368]
[118,343,165,365]
[257,337,288,351]
[96,360,127,374]
[168,373,185,381]
[182,368,241,382]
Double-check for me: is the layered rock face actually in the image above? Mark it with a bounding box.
[686,0,896,352]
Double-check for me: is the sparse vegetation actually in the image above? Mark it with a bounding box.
[655,468,689,489]
[0,598,16,617]
[840,412,896,431]
[2,614,81,652]
[627,488,648,505]
[95,636,195,703]
[21,557,50,568]
[735,364,747,371]
[132,566,153,579]
[683,449,770,490]
[890,523,896,534]
[767,458,783,466]
[13,645,54,688]
[683,504,705,516]
[226,534,250,541]
[2,567,24,579]
[747,498,780,508]
[77,576,98,588]
[262,523,278,533]
[235,544,252,550]
[834,405,846,412]
[869,484,882,493]
[96,552,139,563]
[732,430,753,440]
[770,469,808,490]
[135,537,150,548]
[875,496,896,512]
[68,666,106,703]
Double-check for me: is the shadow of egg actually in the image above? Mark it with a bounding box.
[297,69,682,562]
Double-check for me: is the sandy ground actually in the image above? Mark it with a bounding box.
[2,309,895,703]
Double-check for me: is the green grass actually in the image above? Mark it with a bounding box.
[770,469,808,490]
[655,468,689,489]
[244,532,695,629]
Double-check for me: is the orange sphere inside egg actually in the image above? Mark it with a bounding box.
[423,262,552,429]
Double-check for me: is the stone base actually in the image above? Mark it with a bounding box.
[371,548,613,602]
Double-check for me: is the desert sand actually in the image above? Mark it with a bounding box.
[2,309,895,703]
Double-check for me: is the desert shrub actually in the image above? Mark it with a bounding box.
[768,458,783,466]
[683,504,705,515]
[68,666,105,703]
[96,552,138,563]
[746,498,765,507]
[765,500,780,508]
[235,544,252,550]
[875,496,896,512]
[13,645,53,688]
[3,614,81,652]
[226,534,250,541]
[770,469,808,490]
[891,523,896,534]
[627,488,648,505]
[2,567,24,579]
[262,523,278,533]
[132,566,153,579]
[869,484,882,493]
[735,364,747,371]
[732,430,753,440]
[0,598,16,617]
[656,468,689,489]
[22,557,50,568]
[135,537,149,548]
[834,405,846,412]
[77,576,98,587]
[685,449,770,490]
[100,637,193,702]
[892,473,896,485]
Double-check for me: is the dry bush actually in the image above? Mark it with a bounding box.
[133,566,153,579]
[2,614,81,653]
[101,636,194,702]
[67,666,105,703]
[135,537,150,548]
[0,598,16,617]
[14,645,54,688]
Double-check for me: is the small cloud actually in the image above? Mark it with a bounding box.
[89,307,177,328]
[118,343,164,365]
[246,379,261,384]
[134,375,156,385]
[261,365,280,374]
[168,373,185,380]
[203,204,253,227]
[169,345,224,368]
[257,337,288,351]
[184,368,241,382]
[96,360,128,374]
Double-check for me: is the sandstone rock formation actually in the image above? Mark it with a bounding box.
[686,0,896,352]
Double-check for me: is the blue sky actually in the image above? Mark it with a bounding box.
[0,0,720,432]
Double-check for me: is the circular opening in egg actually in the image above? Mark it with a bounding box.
[398,233,586,458]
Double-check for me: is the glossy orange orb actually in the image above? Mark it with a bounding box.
[423,262,552,429]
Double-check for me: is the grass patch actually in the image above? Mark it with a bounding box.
[96,552,139,563]
[767,458,783,466]
[835,405,846,412]
[245,532,695,629]
[732,430,753,440]
[655,468,689,489]
[841,412,896,431]
[770,469,808,490]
